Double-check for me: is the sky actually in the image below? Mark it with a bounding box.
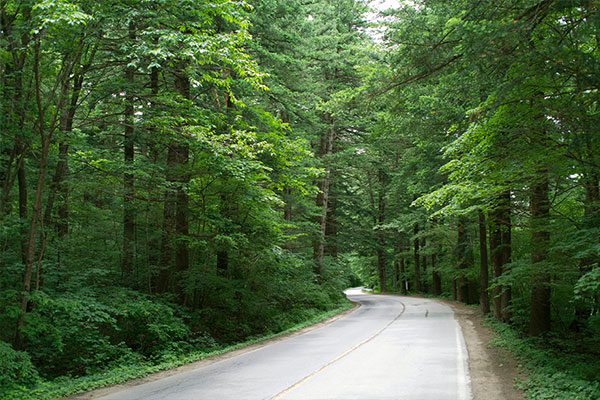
[369,0,401,11]
[365,0,401,40]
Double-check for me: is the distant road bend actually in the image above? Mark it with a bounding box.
[99,288,472,400]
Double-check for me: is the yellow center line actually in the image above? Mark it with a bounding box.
[272,300,407,400]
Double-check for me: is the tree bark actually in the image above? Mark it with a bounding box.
[583,171,599,218]
[15,37,74,347]
[489,192,512,320]
[313,120,335,281]
[413,224,421,292]
[393,255,399,292]
[283,186,292,222]
[173,65,190,302]
[457,217,470,303]
[393,231,400,292]
[394,232,407,293]
[17,142,27,266]
[529,173,551,336]
[217,250,228,275]
[490,207,504,320]
[55,142,69,239]
[44,72,81,239]
[145,64,160,292]
[479,210,490,314]
[432,253,442,295]
[174,141,189,301]
[376,168,386,292]
[325,184,337,258]
[1,142,20,217]
[157,146,177,293]
[122,21,136,284]
[1,5,30,217]
[421,237,427,293]
[500,193,512,322]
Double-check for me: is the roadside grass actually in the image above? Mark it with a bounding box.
[485,318,600,400]
[1,300,353,400]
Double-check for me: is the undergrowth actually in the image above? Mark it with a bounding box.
[486,318,600,400]
[0,301,353,400]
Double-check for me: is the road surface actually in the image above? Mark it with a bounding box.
[99,288,472,400]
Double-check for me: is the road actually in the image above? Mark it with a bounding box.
[99,288,472,400]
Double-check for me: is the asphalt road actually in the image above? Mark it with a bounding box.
[99,288,472,400]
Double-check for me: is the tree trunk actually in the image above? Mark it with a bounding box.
[173,65,190,303]
[432,253,442,296]
[44,71,81,234]
[15,38,74,348]
[573,170,600,329]
[325,185,337,258]
[1,143,19,216]
[452,275,457,300]
[174,141,189,301]
[15,144,48,348]
[457,217,470,303]
[583,171,599,218]
[56,142,69,239]
[529,173,551,336]
[281,112,293,224]
[376,168,386,292]
[313,121,335,281]
[122,22,136,284]
[400,250,408,295]
[393,255,399,292]
[217,250,228,275]
[377,247,386,293]
[17,142,27,266]
[421,237,427,293]
[146,64,160,292]
[500,193,512,322]
[157,146,177,293]
[489,192,512,320]
[1,8,30,217]
[413,224,421,292]
[283,186,292,222]
[393,231,400,292]
[490,207,504,320]
[479,210,490,314]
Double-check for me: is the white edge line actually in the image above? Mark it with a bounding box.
[455,322,473,400]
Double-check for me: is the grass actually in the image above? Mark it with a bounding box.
[1,300,354,400]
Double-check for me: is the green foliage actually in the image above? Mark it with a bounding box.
[17,288,191,377]
[0,341,39,392]
[574,267,600,328]
[0,302,352,400]
[1,0,598,398]
[488,318,600,400]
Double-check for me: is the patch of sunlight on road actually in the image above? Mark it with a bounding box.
[343,287,370,296]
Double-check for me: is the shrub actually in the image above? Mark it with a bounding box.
[0,341,39,391]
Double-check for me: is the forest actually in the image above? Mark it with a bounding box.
[0,0,599,399]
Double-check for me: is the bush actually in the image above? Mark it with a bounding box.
[21,290,130,377]
[18,288,189,377]
[105,290,190,356]
[488,319,600,400]
[0,341,39,391]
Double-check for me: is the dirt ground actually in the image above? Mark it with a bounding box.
[69,297,525,400]
[435,298,525,400]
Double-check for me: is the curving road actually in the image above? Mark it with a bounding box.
[99,288,472,400]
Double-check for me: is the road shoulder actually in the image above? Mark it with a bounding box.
[435,298,525,400]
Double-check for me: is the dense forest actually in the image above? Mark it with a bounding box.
[1,0,599,399]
